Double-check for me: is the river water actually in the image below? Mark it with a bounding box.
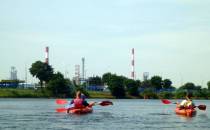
[0,98,209,130]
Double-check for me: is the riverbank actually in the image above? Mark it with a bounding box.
[0,89,115,98]
[0,88,114,99]
[88,91,114,99]
[0,88,210,99]
[0,89,50,98]
[0,89,143,99]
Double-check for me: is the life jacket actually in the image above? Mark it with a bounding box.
[73,98,84,108]
[180,100,187,106]
[181,100,194,109]
[185,100,195,108]
[179,99,194,109]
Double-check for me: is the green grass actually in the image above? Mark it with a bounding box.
[0,89,114,98]
[0,88,50,98]
[88,91,114,99]
[88,91,142,99]
[1,88,209,99]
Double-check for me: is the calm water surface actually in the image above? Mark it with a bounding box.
[0,98,209,130]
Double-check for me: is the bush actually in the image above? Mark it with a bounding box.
[0,88,51,98]
[141,88,158,99]
[47,72,74,98]
[158,92,174,99]
[175,91,187,99]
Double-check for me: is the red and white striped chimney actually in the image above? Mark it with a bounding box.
[45,46,49,64]
[131,48,135,79]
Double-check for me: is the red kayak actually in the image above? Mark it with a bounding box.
[69,106,93,114]
[175,107,196,117]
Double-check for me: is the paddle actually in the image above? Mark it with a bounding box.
[56,99,68,105]
[161,99,206,111]
[55,99,113,113]
[56,107,67,113]
[96,100,113,106]
[56,99,113,106]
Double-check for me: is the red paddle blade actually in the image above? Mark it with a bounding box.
[198,105,206,111]
[56,108,67,113]
[98,101,113,106]
[161,99,171,104]
[56,99,68,104]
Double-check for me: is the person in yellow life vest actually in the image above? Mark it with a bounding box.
[177,92,195,109]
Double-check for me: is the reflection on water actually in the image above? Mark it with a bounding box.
[176,114,195,122]
[198,113,209,119]
[0,99,209,130]
[149,113,172,115]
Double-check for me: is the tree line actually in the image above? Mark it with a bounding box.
[29,61,210,99]
[86,73,210,99]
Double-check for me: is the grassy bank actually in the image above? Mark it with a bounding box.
[0,88,210,99]
[88,91,114,99]
[0,88,51,98]
[0,89,115,98]
[0,89,129,99]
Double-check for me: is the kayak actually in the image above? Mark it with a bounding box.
[175,107,196,117]
[69,106,93,114]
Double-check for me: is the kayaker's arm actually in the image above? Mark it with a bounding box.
[83,100,89,106]
[70,100,74,104]
[185,96,190,101]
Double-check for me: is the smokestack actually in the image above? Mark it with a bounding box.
[82,57,85,80]
[45,46,49,64]
[131,48,135,79]
[75,65,80,85]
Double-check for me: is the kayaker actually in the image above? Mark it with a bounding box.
[177,92,195,109]
[67,91,90,113]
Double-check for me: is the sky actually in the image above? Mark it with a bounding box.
[0,0,210,87]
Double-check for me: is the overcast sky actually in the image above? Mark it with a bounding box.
[0,0,210,87]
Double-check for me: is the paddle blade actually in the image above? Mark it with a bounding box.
[56,108,67,113]
[56,99,68,104]
[98,101,113,106]
[198,105,206,111]
[161,99,171,104]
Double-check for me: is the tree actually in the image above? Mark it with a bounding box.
[88,76,102,86]
[207,81,210,90]
[150,76,162,90]
[162,79,172,89]
[158,91,174,99]
[141,80,151,88]
[125,79,139,96]
[29,61,53,87]
[136,80,142,86]
[193,88,209,99]
[195,85,202,91]
[179,82,195,91]
[47,72,74,97]
[175,91,187,99]
[102,72,113,86]
[141,88,158,99]
[108,75,126,98]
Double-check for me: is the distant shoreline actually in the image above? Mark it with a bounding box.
[0,88,209,99]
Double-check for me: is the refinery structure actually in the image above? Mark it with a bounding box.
[131,48,135,80]
[10,66,17,80]
[45,46,49,65]
[44,46,88,86]
[0,46,149,89]
[131,48,149,81]
[73,57,86,85]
